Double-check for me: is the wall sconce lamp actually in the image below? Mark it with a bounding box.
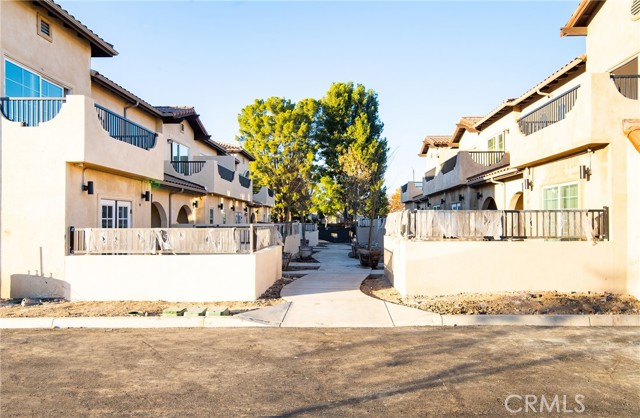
[524,179,533,191]
[427,201,431,207]
[192,200,198,208]
[458,194,465,201]
[476,192,483,200]
[231,205,236,212]
[440,198,446,205]
[141,191,150,202]
[416,204,421,210]
[243,207,248,212]
[218,203,224,210]
[82,181,94,195]
[579,165,591,181]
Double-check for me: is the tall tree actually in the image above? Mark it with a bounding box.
[237,97,318,221]
[318,82,387,222]
[388,188,404,213]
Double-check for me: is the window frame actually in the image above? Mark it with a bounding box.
[100,199,132,228]
[4,58,64,98]
[542,182,579,210]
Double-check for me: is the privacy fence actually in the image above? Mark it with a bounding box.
[69,225,282,255]
[385,208,608,242]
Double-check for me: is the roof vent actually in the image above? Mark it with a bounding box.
[632,0,640,17]
[38,15,52,41]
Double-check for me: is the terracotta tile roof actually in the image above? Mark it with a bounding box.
[91,71,163,117]
[214,141,256,162]
[155,106,198,119]
[474,55,587,132]
[418,135,452,156]
[161,174,207,194]
[561,0,605,36]
[452,116,483,144]
[39,1,117,57]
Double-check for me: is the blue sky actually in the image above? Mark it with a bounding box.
[60,0,585,192]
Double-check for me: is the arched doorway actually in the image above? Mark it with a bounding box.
[176,205,192,224]
[482,197,498,210]
[151,202,167,228]
[250,212,256,223]
[509,192,524,210]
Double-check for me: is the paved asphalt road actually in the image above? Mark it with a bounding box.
[1,327,638,417]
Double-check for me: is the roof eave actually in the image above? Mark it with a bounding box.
[37,0,118,57]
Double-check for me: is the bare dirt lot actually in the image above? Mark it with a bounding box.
[361,276,640,315]
[1,327,638,417]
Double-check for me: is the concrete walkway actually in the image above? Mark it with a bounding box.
[239,242,441,327]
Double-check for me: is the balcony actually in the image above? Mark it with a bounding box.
[610,75,639,100]
[164,156,253,202]
[517,86,579,136]
[421,151,509,197]
[508,73,640,168]
[400,181,423,203]
[95,104,157,150]
[0,97,66,127]
[0,95,164,180]
[253,186,276,207]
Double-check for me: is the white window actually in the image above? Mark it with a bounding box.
[235,212,243,224]
[101,200,131,228]
[432,204,441,210]
[543,183,579,210]
[451,202,462,210]
[487,132,505,151]
[4,59,63,97]
[209,208,215,224]
[170,142,190,175]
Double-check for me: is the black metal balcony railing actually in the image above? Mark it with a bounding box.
[610,74,639,100]
[217,164,235,182]
[518,86,580,136]
[95,104,157,150]
[0,97,66,127]
[171,160,205,176]
[239,174,251,188]
[468,151,505,166]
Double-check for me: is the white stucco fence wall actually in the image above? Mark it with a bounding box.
[306,230,319,247]
[384,237,630,297]
[64,246,282,301]
[283,233,302,257]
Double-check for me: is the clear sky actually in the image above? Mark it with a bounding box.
[59,0,585,193]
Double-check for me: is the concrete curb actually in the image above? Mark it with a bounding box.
[1,314,639,329]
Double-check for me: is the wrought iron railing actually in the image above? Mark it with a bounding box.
[385,208,608,241]
[171,160,205,176]
[518,86,580,136]
[95,104,157,150]
[610,74,639,100]
[468,151,506,166]
[239,174,251,188]
[69,224,281,255]
[0,97,66,127]
[217,164,235,182]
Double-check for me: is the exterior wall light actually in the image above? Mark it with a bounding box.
[192,200,198,208]
[477,192,483,200]
[231,205,236,211]
[441,198,446,205]
[579,165,591,181]
[524,179,533,190]
[218,203,224,210]
[459,194,464,201]
[82,181,94,195]
[141,191,150,202]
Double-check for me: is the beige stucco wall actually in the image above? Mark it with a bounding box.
[164,122,219,159]
[91,84,161,133]
[0,1,92,96]
[586,0,640,73]
[384,237,630,297]
[64,245,282,301]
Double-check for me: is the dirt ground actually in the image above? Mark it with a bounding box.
[361,276,640,315]
[0,276,298,318]
[1,327,638,417]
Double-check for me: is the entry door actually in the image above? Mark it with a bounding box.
[101,200,131,228]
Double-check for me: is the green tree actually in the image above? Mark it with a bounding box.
[310,175,342,221]
[318,82,387,222]
[237,97,318,221]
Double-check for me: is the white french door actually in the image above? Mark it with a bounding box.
[101,200,131,228]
